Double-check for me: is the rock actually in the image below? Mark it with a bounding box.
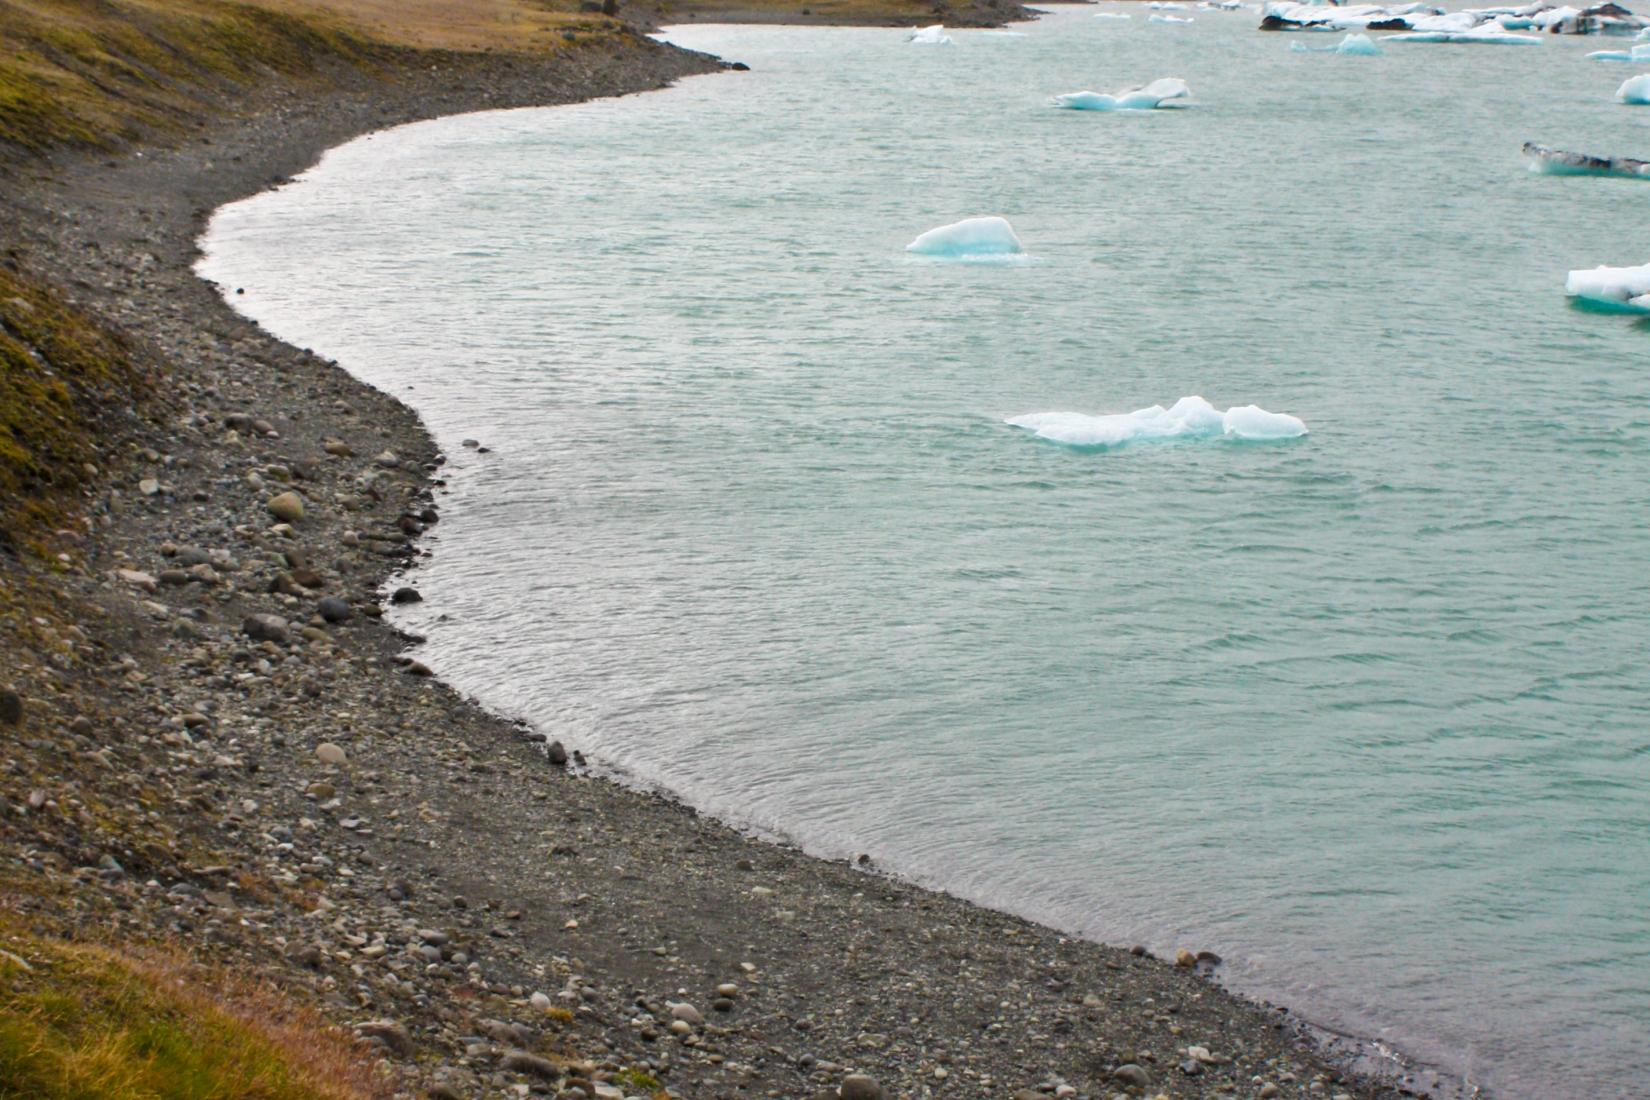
[669,1001,703,1025]
[266,491,305,523]
[839,1074,885,1100]
[322,438,354,457]
[1111,1065,1151,1090]
[1130,944,1148,957]
[315,742,348,766]
[117,569,158,592]
[1175,948,1197,968]
[0,689,21,727]
[241,614,289,644]
[1259,1085,1280,1099]
[355,1019,415,1055]
[501,1050,559,1079]
[318,596,353,623]
[530,991,552,1011]
[1178,1059,1203,1077]
[1187,1045,1215,1063]
[1195,949,1223,966]
[547,740,569,767]
[138,477,160,496]
[427,1087,463,1100]
[715,982,740,997]
[374,450,400,468]
[391,586,422,604]
[306,781,335,800]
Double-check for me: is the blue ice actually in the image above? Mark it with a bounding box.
[906,217,1025,259]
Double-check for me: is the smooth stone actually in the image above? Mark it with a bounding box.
[138,477,160,496]
[669,1002,703,1025]
[1111,1064,1151,1090]
[391,586,422,604]
[315,742,348,766]
[839,1074,885,1100]
[547,740,569,767]
[241,614,289,644]
[267,491,305,523]
[0,689,21,726]
[318,596,353,623]
[1179,1059,1204,1077]
[530,991,552,1011]
[355,1019,414,1055]
[1175,948,1197,968]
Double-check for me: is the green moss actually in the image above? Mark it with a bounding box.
[0,268,150,553]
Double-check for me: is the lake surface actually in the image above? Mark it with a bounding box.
[198,9,1650,1096]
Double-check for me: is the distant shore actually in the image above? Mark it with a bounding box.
[0,9,1445,1100]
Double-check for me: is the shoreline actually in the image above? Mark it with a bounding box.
[2,20,1454,1100]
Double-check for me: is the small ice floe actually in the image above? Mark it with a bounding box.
[1094,11,1134,18]
[907,24,954,45]
[906,216,1024,260]
[1053,78,1192,111]
[1522,141,1650,178]
[1619,73,1650,102]
[1006,396,1308,450]
[1291,31,1385,52]
[1151,13,1196,23]
[1586,42,1650,59]
[1565,262,1650,313]
[1383,23,1543,42]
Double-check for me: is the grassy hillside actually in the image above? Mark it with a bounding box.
[0,0,627,156]
[0,920,390,1100]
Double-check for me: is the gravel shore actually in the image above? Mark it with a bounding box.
[0,26,1448,1100]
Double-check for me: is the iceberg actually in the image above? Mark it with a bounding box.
[1619,73,1650,102]
[1151,13,1196,22]
[1522,141,1650,178]
[1337,30,1386,50]
[907,24,954,44]
[906,216,1024,259]
[1291,31,1385,51]
[1006,397,1308,450]
[1565,262,1650,313]
[1053,78,1192,111]
[1383,23,1542,41]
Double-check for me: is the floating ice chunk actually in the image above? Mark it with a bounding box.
[1292,31,1384,51]
[1005,396,1307,450]
[906,216,1024,259]
[1337,30,1385,51]
[1586,41,1650,59]
[1619,73,1650,102]
[1222,405,1311,440]
[1094,11,1134,17]
[1565,262,1650,313]
[907,24,954,44]
[1053,78,1191,111]
[1383,23,1542,41]
[1151,13,1196,22]
[1149,1,1189,8]
[1522,141,1650,179]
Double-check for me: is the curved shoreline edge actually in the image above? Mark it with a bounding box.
[1,24,1461,1100]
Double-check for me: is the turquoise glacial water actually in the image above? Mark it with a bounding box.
[198,9,1650,1096]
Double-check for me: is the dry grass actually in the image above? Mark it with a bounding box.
[0,920,393,1100]
[0,0,625,156]
[248,0,605,51]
